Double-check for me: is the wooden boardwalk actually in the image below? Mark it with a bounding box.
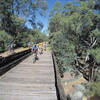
[0,51,57,100]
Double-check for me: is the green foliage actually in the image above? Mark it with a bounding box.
[90,28,100,37]
[15,29,48,47]
[49,13,62,33]
[0,30,12,51]
[50,31,75,74]
[84,82,100,97]
[0,0,48,34]
[88,48,100,63]
[31,29,48,43]
[0,0,48,50]
[49,1,63,17]
[49,0,100,77]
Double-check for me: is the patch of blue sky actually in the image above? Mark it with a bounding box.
[25,0,80,33]
[40,0,75,32]
[94,9,100,14]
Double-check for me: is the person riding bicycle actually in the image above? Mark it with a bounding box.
[32,44,38,62]
[44,42,47,51]
[39,46,43,55]
[38,42,43,55]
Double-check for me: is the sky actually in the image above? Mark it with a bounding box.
[25,0,100,34]
[42,0,69,32]
[25,0,100,35]
[26,0,74,34]
[41,0,75,33]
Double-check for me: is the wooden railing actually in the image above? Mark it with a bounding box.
[52,51,67,100]
[0,49,32,76]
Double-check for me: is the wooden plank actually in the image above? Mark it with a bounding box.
[0,51,57,100]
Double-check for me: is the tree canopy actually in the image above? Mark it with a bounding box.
[0,0,48,51]
[49,0,100,96]
[49,0,100,74]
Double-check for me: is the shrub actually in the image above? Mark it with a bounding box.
[0,30,12,51]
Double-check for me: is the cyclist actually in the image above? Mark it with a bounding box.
[32,44,38,63]
[44,42,47,51]
[39,46,43,55]
[38,42,43,55]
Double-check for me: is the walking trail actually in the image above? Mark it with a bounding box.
[0,51,57,100]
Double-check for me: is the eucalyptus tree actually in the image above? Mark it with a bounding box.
[49,1,63,17]
[49,0,100,75]
[0,0,48,50]
[0,0,48,36]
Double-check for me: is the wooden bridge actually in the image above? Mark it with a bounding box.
[0,51,57,100]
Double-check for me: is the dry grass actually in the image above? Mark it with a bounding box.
[62,71,87,94]
[0,47,29,57]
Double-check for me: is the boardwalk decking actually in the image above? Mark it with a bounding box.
[0,51,57,100]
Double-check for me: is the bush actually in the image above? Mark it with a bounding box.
[50,31,75,74]
[84,82,100,97]
[0,30,12,51]
[88,48,100,63]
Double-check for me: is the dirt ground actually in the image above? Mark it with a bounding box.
[89,96,100,100]
[61,71,87,95]
[0,48,29,57]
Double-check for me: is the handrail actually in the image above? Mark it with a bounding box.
[0,49,32,76]
[52,51,67,100]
